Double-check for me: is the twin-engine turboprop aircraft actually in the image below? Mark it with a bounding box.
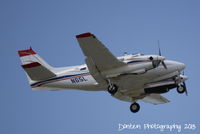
[18,33,188,113]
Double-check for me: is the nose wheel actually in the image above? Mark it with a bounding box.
[177,84,186,94]
[130,102,140,113]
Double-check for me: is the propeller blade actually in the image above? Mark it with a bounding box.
[152,60,161,68]
[162,61,167,69]
[158,41,161,56]
[183,82,188,96]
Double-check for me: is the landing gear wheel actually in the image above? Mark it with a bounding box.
[130,102,140,113]
[177,84,186,94]
[107,84,118,95]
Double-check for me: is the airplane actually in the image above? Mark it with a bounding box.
[18,32,188,113]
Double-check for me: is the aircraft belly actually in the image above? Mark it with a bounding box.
[111,72,167,102]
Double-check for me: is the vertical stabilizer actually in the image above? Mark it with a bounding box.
[18,48,56,81]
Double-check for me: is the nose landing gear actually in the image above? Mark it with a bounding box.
[177,84,186,94]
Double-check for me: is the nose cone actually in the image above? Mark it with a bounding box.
[178,62,186,71]
[180,74,188,81]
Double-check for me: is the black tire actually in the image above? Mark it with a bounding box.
[177,84,185,94]
[130,102,140,113]
[108,84,118,95]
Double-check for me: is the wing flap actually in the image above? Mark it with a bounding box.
[142,94,170,105]
[85,57,107,85]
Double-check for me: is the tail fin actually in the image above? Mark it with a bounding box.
[18,47,56,82]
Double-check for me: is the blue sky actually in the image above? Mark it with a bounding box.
[1,0,200,133]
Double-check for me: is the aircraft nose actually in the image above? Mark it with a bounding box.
[178,62,185,71]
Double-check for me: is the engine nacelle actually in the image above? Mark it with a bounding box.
[144,84,177,94]
[144,88,169,94]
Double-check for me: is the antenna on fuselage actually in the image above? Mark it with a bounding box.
[29,40,32,49]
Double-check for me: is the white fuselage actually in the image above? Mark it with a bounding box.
[31,54,185,94]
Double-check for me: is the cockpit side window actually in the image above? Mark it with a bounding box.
[80,67,87,70]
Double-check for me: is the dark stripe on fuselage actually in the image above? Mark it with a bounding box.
[127,60,150,64]
[31,72,90,87]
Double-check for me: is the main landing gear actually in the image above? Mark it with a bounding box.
[106,81,140,113]
[107,79,118,95]
[130,102,140,113]
[107,84,118,95]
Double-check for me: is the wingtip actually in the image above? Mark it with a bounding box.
[76,32,94,38]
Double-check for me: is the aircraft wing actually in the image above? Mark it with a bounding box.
[142,94,170,105]
[76,33,126,72]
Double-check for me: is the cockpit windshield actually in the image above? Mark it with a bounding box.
[132,53,144,57]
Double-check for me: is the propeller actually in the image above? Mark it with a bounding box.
[161,60,167,69]
[150,57,161,68]
[158,41,167,69]
[149,42,167,69]
[182,71,188,96]
[183,82,188,96]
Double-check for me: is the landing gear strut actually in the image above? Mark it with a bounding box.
[130,102,140,113]
[177,84,186,94]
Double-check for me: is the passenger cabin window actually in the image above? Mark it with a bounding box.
[80,67,86,70]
